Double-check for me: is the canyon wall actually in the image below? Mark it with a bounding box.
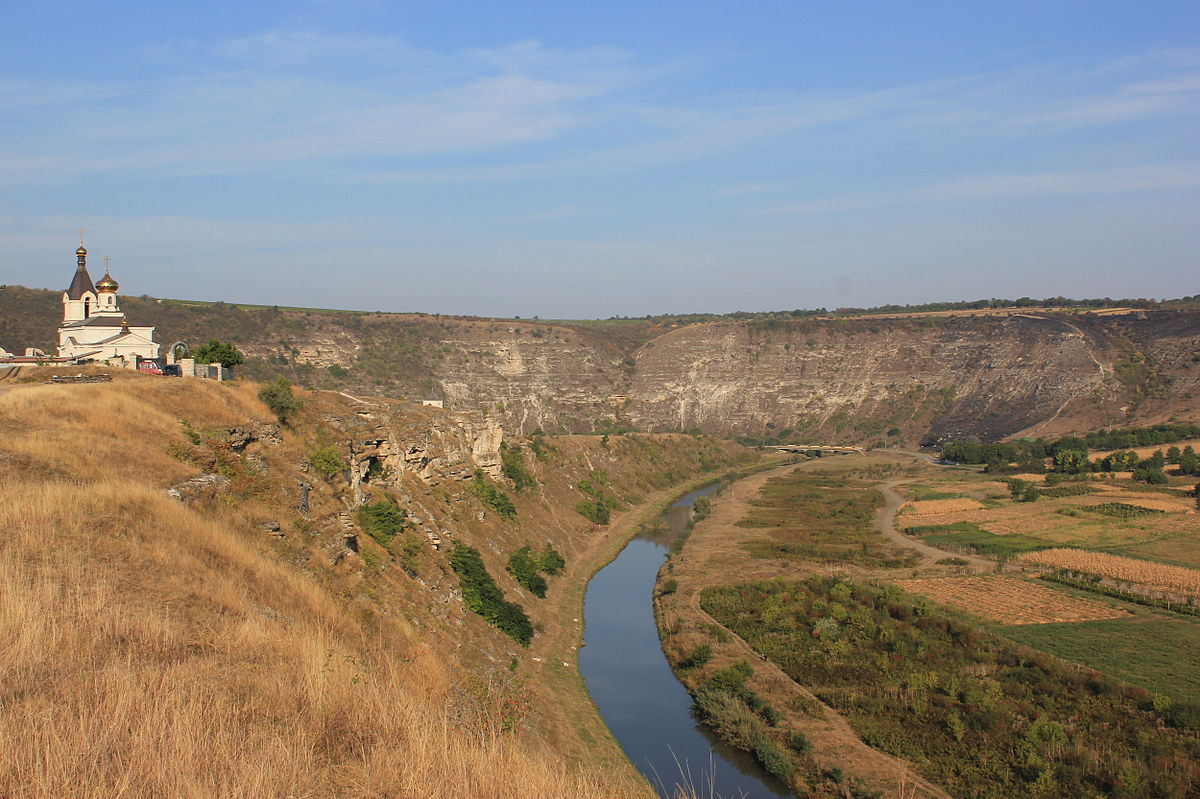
[4,285,1198,441]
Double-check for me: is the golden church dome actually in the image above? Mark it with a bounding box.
[96,272,119,292]
[76,245,87,256]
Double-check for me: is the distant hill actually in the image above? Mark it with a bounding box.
[4,284,1198,443]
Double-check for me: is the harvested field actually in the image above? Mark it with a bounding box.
[1019,549,1200,597]
[895,576,1130,625]
[904,498,983,515]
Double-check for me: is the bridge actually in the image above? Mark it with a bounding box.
[773,444,865,456]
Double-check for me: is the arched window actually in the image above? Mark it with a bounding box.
[84,298,91,318]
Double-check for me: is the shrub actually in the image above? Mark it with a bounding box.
[500,444,537,492]
[676,643,713,670]
[535,545,564,575]
[658,578,679,596]
[752,735,795,782]
[257,377,302,425]
[449,543,533,646]
[309,444,343,481]
[507,546,549,598]
[575,500,610,525]
[788,730,812,754]
[357,498,409,546]
[326,364,348,378]
[1165,702,1200,731]
[472,472,517,520]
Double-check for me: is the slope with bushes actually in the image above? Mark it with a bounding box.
[0,369,756,797]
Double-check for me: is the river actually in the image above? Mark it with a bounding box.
[578,484,793,799]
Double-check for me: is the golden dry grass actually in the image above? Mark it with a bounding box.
[894,576,1129,625]
[1019,549,1200,598]
[903,498,983,516]
[0,381,643,799]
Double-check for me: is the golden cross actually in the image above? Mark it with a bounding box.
[79,229,87,247]
[104,256,111,271]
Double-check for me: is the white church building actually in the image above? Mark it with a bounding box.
[57,241,160,365]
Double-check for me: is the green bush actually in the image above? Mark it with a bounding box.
[788,730,812,754]
[500,444,537,492]
[676,643,713,670]
[357,498,409,546]
[575,500,610,525]
[752,735,795,782]
[507,546,549,598]
[535,545,565,575]
[658,578,678,596]
[449,543,533,646]
[257,376,302,425]
[309,444,343,481]
[1165,702,1200,731]
[473,472,517,520]
[192,339,245,368]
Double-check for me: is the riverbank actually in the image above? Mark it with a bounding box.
[654,454,952,798]
[525,454,788,792]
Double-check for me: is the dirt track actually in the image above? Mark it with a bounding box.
[877,479,994,570]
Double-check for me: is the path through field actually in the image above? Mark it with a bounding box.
[877,479,994,570]
[661,459,953,799]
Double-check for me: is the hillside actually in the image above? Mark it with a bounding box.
[0,370,758,797]
[4,284,1199,442]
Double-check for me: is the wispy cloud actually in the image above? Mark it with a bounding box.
[767,164,1200,214]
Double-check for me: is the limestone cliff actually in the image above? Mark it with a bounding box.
[3,285,1197,442]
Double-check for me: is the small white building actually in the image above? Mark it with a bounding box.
[57,242,160,365]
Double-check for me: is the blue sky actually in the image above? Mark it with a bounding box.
[1,1,1197,317]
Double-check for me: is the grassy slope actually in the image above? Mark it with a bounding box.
[0,373,757,798]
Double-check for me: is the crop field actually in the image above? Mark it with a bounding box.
[1019,548,1200,597]
[997,610,1200,705]
[903,497,983,515]
[894,576,1130,624]
[897,470,1200,568]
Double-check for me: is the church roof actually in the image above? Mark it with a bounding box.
[66,265,97,300]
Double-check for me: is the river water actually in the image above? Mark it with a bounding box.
[579,485,793,799]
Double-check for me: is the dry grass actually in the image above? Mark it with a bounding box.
[894,576,1130,625]
[0,381,643,799]
[903,498,983,516]
[1019,549,1200,598]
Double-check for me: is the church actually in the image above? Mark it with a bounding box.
[57,239,160,365]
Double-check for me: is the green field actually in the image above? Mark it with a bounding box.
[996,608,1200,705]
[906,521,1051,557]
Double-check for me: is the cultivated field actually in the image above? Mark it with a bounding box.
[895,576,1130,625]
[1019,548,1200,597]
[897,471,1200,567]
[903,498,984,515]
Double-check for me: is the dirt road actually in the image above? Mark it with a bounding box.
[877,479,994,571]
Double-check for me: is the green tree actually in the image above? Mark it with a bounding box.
[192,339,245,368]
[257,376,302,425]
[1179,446,1199,476]
[1052,449,1089,474]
